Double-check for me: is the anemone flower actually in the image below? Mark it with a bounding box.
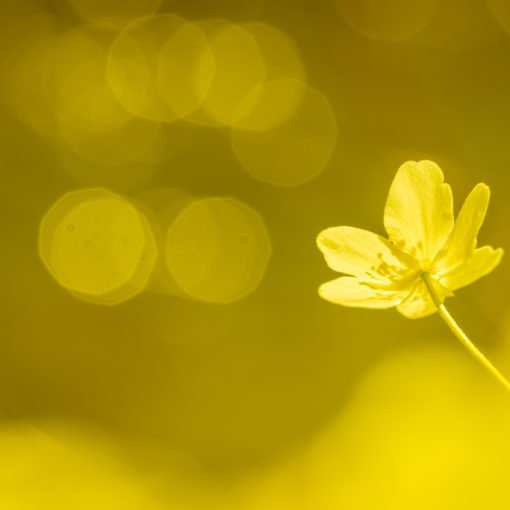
[317,160,507,391]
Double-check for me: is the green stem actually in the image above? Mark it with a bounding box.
[421,272,510,393]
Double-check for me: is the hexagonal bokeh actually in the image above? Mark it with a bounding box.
[165,197,272,303]
[39,188,157,305]
[108,14,214,123]
[231,82,338,186]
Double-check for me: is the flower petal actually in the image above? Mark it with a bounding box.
[433,183,490,273]
[397,278,452,319]
[319,276,406,309]
[384,160,454,264]
[316,226,419,285]
[439,246,504,291]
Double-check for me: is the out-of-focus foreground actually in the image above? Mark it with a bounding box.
[1,0,510,508]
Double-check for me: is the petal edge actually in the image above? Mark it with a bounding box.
[434,182,490,273]
[384,160,454,264]
[319,276,407,309]
[317,226,418,285]
[440,246,504,291]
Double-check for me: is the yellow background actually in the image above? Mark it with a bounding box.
[1,0,510,508]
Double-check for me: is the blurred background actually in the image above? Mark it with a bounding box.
[1,0,510,508]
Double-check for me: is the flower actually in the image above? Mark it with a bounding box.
[317,160,504,318]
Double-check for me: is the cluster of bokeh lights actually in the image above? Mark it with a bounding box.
[39,188,272,305]
[1,0,339,305]
[4,0,338,189]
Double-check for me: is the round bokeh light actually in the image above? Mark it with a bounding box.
[231,82,338,186]
[39,188,157,305]
[164,197,272,303]
[108,14,214,123]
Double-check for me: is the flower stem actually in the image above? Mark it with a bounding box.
[421,272,510,393]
